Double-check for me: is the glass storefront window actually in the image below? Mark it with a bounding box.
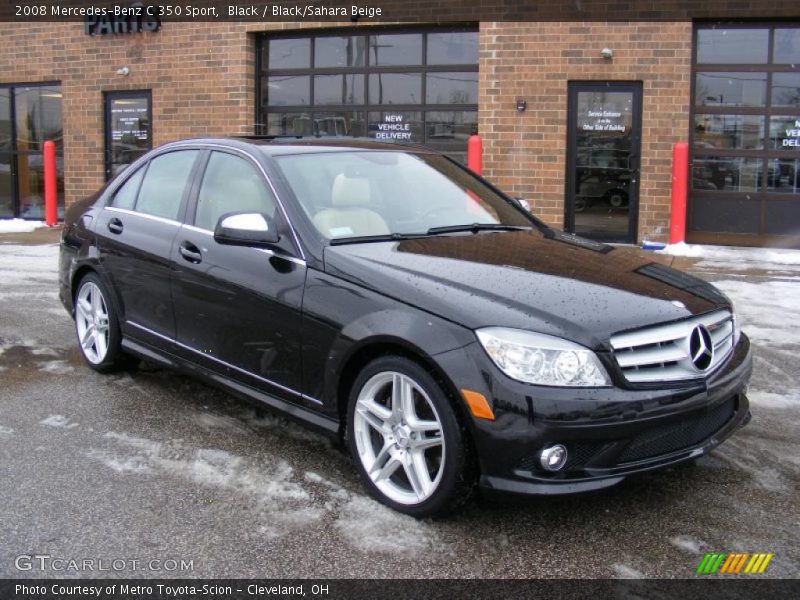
[426,72,478,104]
[696,28,769,64]
[268,38,310,69]
[1,84,63,219]
[772,72,800,107]
[266,75,310,106]
[368,73,422,104]
[427,32,479,65]
[692,158,763,192]
[313,74,364,105]
[259,29,478,157]
[313,112,366,137]
[266,112,313,136]
[695,72,766,107]
[774,29,800,64]
[692,24,800,244]
[314,36,366,68]
[769,116,800,150]
[367,34,422,66]
[14,86,63,152]
[766,159,799,193]
[425,111,477,143]
[694,115,764,150]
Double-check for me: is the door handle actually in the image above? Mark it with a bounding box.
[179,241,203,264]
[107,218,123,234]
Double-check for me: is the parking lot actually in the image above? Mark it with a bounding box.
[0,230,798,579]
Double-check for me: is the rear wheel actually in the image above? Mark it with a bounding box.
[346,356,475,517]
[74,273,131,372]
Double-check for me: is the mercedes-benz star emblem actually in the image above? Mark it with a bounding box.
[689,325,714,371]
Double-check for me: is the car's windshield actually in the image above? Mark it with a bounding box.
[271,150,532,240]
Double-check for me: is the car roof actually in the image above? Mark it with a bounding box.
[166,136,439,156]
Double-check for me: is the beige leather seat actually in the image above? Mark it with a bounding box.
[312,174,390,238]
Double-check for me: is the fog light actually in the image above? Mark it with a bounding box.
[539,444,568,472]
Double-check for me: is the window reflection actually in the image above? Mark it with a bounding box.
[368,34,422,66]
[313,74,364,105]
[771,72,800,107]
[314,36,366,68]
[268,38,310,69]
[692,158,762,192]
[766,159,799,193]
[769,116,800,150]
[696,28,769,64]
[694,115,764,150]
[427,32,478,65]
[266,75,310,106]
[774,29,800,64]
[368,74,421,104]
[426,72,478,104]
[695,72,766,107]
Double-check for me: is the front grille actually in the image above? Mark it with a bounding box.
[610,310,735,383]
[617,397,736,463]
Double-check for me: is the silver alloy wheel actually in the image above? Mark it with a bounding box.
[353,371,445,505]
[75,282,111,365]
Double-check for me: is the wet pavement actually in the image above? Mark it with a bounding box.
[0,230,798,579]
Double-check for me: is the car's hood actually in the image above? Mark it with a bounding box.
[322,230,730,350]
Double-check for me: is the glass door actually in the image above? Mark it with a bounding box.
[104,91,151,180]
[566,82,642,243]
[0,88,13,217]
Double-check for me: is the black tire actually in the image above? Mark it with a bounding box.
[346,355,476,518]
[73,273,133,373]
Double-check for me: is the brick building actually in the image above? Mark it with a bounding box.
[1,12,798,247]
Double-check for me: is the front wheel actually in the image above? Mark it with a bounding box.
[74,273,130,372]
[346,356,475,517]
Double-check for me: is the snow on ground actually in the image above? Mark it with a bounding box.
[713,280,800,347]
[658,242,800,272]
[0,219,47,234]
[0,244,59,286]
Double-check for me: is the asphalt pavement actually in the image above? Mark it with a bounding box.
[0,228,797,579]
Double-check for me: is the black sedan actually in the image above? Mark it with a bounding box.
[59,138,752,517]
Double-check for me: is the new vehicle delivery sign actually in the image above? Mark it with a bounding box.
[372,114,413,141]
[783,119,800,148]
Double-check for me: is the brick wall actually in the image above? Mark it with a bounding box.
[1,20,691,242]
[479,21,693,242]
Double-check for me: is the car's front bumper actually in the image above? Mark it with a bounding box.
[434,333,753,496]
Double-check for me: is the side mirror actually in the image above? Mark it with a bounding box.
[514,197,531,212]
[213,212,280,247]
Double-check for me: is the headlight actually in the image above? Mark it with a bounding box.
[476,327,610,387]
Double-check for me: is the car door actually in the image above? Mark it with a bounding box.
[94,149,201,343]
[170,149,308,404]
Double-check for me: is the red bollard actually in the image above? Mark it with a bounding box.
[670,141,689,244]
[44,140,58,226]
[467,134,482,176]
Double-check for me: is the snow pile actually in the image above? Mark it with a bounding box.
[658,242,800,268]
[0,219,47,233]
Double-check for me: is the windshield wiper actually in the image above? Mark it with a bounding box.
[329,232,427,246]
[426,223,532,235]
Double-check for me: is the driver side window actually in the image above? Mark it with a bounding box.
[194,152,278,232]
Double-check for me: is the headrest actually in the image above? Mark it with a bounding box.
[331,174,371,207]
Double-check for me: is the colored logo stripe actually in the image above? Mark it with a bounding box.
[698,552,774,575]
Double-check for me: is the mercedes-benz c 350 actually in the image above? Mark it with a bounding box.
[59,138,752,517]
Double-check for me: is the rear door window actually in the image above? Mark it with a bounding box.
[135,150,199,221]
